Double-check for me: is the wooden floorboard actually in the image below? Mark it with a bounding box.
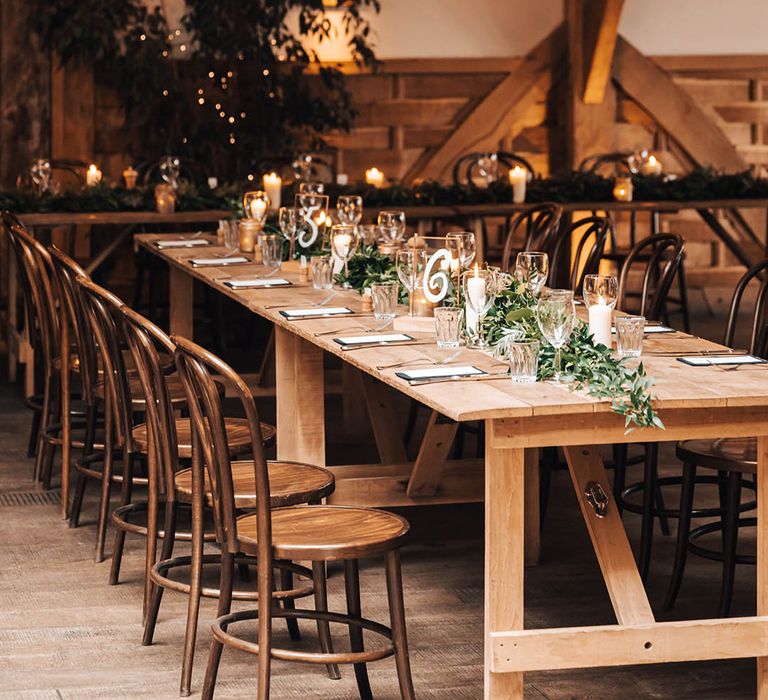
[0,377,758,698]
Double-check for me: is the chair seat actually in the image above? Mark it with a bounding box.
[175,459,334,508]
[677,437,757,474]
[132,417,275,458]
[237,505,410,561]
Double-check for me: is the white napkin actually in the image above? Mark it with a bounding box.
[223,278,291,288]
[335,333,412,346]
[190,256,249,266]
[280,307,353,318]
[155,239,209,249]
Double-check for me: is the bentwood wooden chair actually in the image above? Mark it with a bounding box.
[499,203,563,272]
[452,151,535,187]
[115,304,333,696]
[173,336,416,700]
[663,259,768,616]
[548,215,613,294]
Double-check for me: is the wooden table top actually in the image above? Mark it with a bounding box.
[136,233,768,426]
[19,210,229,227]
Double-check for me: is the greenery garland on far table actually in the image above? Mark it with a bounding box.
[484,281,662,430]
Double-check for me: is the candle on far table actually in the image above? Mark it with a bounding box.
[508,165,527,204]
[588,302,613,348]
[262,172,282,211]
[365,167,385,188]
[122,165,138,189]
[86,164,103,187]
[613,176,633,202]
[641,153,663,176]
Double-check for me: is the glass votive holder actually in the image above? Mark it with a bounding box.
[434,306,462,348]
[371,281,398,321]
[261,234,282,271]
[615,316,645,358]
[509,339,540,383]
[310,255,333,290]
[223,220,239,250]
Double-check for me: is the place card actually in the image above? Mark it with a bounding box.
[279,307,354,319]
[395,365,485,382]
[154,238,210,249]
[334,333,414,348]
[189,256,250,267]
[611,324,674,334]
[222,278,291,289]
[677,354,766,366]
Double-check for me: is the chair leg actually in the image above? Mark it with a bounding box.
[33,375,52,482]
[613,443,628,516]
[385,550,416,700]
[312,561,341,680]
[143,461,160,621]
[654,481,671,537]
[663,462,697,611]
[109,453,136,585]
[70,403,97,528]
[280,564,302,641]
[60,366,72,519]
[26,402,41,458]
[69,473,87,528]
[94,424,115,564]
[719,471,743,618]
[142,501,178,646]
[180,493,205,697]
[344,559,373,700]
[639,442,659,581]
[202,551,236,700]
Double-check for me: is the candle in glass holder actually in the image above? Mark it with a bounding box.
[641,153,663,176]
[365,167,385,188]
[86,164,103,187]
[239,219,260,254]
[508,165,527,203]
[122,165,138,189]
[613,176,633,202]
[465,265,485,333]
[154,183,175,214]
[588,302,613,347]
[262,172,282,210]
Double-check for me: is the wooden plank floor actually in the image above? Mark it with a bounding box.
[0,380,757,699]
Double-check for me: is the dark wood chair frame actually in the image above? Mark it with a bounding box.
[499,203,563,273]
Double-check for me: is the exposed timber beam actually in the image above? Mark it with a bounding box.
[582,0,625,104]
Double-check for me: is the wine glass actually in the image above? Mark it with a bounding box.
[396,249,427,316]
[330,224,360,287]
[278,206,298,259]
[298,181,324,195]
[463,268,496,349]
[446,231,476,269]
[243,190,270,223]
[337,195,363,228]
[159,155,180,189]
[378,210,406,243]
[536,289,576,382]
[583,274,618,308]
[515,251,549,296]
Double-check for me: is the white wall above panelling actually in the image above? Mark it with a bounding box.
[620,0,768,55]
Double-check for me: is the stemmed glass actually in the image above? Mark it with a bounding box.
[396,249,427,317]
[463,268,496,349]
[515,251,549,296]
[330,224,360,288]
[337,195,363,228]
[536,289,576,382]
[446,231,476,303]
[583,274,618,307]
[298,181,324,195]
[378,210,406,243]
[278,206,298,259]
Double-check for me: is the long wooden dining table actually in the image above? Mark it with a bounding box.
[136,232,768,699]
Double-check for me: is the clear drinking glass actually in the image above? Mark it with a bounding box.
[222,220,239,250]
[330,224,360,287]
[371,282,398,321]
[278,206,298,259]
[536,289,575,382]
[378,210,407,243]
[310,255,333,290]
[396,248,427,316]
[515,251,549,296]
[463,268,496,349]
[337,195,363,227]
[261,234,282,273]
[615,316,645,358]
[509,339,540,383]
[298,181,324,195]
[446,231,477,270]
[434,306,462,348]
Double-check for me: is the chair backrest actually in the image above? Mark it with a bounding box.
[2,211,38,347]
[724,259,768,357]
[452,151,535,187]
[48,245,100,405]
[617,234,684,322]
[2,214,59,372]
[76,278,135,449]
[549,215,613,294]
[119,305,179,499]
[500,203,563,272]
[578,152,632,176]
[173,335,271,561]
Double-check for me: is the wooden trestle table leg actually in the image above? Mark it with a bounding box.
[274,327,326,466]
[758,435,768,698]
[484,419,525,699]
[168,265,193,338]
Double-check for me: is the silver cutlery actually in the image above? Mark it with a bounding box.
[377,350,462,371]
[314,320,391,337]
[341,340,434,352]
[408,369,510,387]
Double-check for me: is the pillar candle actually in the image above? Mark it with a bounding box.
[86,164,103,187]
[588,303,613,348]
[365,167,385,188]
[262,172,282,210]
[508,166,527,203]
